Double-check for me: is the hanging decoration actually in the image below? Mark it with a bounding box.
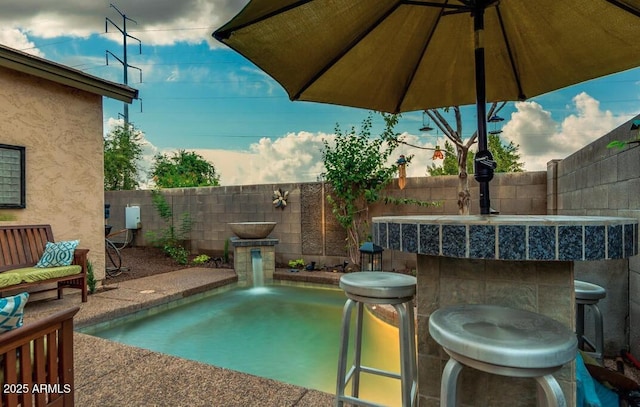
[396,155,407,190]
[419,111,434,132]
[432,146,444,160]
[272,188,289,209]
[488,115,504,135]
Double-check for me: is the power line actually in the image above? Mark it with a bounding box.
[105,3,142,126]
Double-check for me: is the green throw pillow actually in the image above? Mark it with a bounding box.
[35,240,79,268]
[0,292,29,332]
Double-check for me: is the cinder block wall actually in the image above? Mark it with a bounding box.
[105,172,546,272]
[550,114,640,356]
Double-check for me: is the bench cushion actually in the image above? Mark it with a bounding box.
[13,265,82,283]
[0,272,21,289]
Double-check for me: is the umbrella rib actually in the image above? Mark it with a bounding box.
[495,5,525,100]
[213,0,315,40]
[292,3,402,101]
[605,0,640,18]
[393,3,446,113]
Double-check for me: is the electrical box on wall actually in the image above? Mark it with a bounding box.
[125,206,141,229]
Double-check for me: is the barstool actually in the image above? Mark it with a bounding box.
[429,304,577,407]
[574,280,606,362]
[335,271,417,407]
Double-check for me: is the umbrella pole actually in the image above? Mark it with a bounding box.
[473,5,495,215]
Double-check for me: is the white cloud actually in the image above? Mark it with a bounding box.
[0,28,45,57]
[0,0,250,47]
[502,92,630,170]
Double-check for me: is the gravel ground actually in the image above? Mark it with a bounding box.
[104,246,227,284]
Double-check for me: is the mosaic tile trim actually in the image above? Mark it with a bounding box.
[373,219,638,261]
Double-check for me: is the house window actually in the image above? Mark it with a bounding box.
[0,144,25,209]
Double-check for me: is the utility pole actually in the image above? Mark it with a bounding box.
[106,3,142,128]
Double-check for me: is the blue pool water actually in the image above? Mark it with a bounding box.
[85,284,401,406]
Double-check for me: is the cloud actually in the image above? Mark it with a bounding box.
[0,28,45,57]
[0,0,250,47]
[502,92,629,170]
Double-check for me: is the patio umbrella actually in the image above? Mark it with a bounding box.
[213,0,640,214]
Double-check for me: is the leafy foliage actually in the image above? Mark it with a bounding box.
[151,150,220,188]
[145,190,192,263]
[475,133,524,173]
[104,124,144,191]
[192,254,211,265]
[322,113,414,264]
[86,260,97,294]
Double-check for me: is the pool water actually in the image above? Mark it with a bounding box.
[86,285,402,406]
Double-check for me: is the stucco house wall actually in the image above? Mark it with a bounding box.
[0,45,137,294]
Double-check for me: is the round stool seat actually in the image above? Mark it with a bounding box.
[339,271,416,299]
[574,280,606,302]
[429,304,577,369]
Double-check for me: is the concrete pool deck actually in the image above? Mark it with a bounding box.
[22,268,338,406]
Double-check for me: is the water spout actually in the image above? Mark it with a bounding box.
[251,249,264,287]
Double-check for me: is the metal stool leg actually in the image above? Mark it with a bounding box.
[352,301,364,398]
[576,302,585,350]
[440,358,463,407]
[591,303,604,362]
[407,301,418,403]
[534,374,566,407]
[394,302,417,406]
[336,298,356,407]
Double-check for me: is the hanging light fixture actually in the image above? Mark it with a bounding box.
[419,111,433,132]
[488,115,504,135]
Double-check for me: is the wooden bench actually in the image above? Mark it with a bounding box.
[0,225,88,303]
[0,306,79,407]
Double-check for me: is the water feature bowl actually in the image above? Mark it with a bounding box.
[229,222,276,239]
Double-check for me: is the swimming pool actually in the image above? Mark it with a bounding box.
[83,284,402,406]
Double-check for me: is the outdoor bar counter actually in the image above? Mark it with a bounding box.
[372,215,638,406]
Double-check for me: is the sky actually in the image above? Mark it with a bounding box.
[1,0,639,187]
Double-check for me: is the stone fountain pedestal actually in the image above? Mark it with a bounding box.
[230,238,278,286]
[228,222,278,286]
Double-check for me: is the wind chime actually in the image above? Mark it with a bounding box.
[396,154,407,190]
[421,112,444,161]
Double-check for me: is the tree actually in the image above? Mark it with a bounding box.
[104,124,144,191]
[396,103,508,214]
[151,150,221,188]
[428,134,524,176]
[481,133,524,173]
[322,113,405,265]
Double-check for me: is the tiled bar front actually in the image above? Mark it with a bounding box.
[373,215,638,407]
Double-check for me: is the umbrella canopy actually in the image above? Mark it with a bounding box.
[214,0,640,213]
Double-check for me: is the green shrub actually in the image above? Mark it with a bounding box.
[164,245,189,265]
[223,238,230,263]
[87,260,97,294]
[192,254,211,265]
[288,259,305,268]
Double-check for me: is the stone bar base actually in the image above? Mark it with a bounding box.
[416,255,576,407]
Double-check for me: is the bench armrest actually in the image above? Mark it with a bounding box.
[72,248,89,273]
